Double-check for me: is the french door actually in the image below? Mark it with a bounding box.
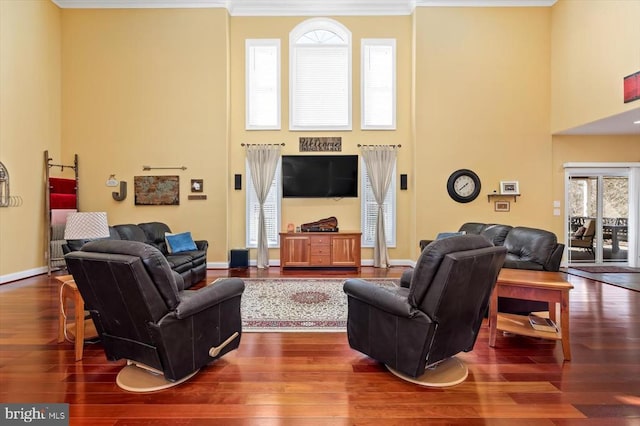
[564,164,639,267]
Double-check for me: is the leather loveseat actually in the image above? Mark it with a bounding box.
[64,221,207,289]
[418,222,565,314]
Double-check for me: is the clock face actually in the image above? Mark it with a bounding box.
[447,169,481,203]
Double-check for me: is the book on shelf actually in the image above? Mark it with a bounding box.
[528,314,558,333]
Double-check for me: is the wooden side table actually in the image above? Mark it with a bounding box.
[56,274,98,361]
[488,269,574,360]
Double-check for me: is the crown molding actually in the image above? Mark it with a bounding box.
[415,0,556,6]
[51,0,557,15]
[51,0,228,9]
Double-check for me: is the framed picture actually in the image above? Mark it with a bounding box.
[134,176,179,205]
[191,179,203,193]
[500,181,520,195]
[495,201,510,212]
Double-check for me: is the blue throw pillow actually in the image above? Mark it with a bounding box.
[165,232,197,254]
[436,231,466,240]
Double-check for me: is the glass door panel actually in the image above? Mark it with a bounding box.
[568,177,597,263]
[567,174,628,265]
[602,177,628,262]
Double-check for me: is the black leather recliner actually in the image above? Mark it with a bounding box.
[344,235,506,385]
[65,240,244,392]
[418,223,565,315]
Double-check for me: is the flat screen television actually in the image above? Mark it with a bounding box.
[282,155,358,198]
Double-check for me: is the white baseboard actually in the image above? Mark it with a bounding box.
[0,266,49,284]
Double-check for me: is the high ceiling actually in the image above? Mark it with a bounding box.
[51,0,640,135]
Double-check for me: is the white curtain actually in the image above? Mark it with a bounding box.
[361,145,397,268]
[247,145,281,268]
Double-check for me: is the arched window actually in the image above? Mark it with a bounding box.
[289,18,352,130]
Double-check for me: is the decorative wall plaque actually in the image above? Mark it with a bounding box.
[134,176,179,205]
[299,137,342,152]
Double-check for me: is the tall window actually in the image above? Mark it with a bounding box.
[361,39,396,129]
[246,39,281,130]
[245,161,281,248]
[290,18,352,131]
[361,159,396,247]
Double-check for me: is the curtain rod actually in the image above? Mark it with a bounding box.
[357,144,401,148]
[241,143,285,146]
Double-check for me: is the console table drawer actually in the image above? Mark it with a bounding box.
[310,235,330,246]
[310,255,331,265]
[310,246,330,256]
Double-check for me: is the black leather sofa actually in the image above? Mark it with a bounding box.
[417,222,565,314]
[64,221,207,289]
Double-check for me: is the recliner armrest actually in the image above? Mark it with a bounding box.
[344,279,414,318]
[175,278,244,319]
[544,243,565,272]
[419,240,433,251]
[195,240,208,252]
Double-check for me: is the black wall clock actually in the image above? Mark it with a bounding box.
[447,169,481,203]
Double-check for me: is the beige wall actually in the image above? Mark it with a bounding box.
[413,7,554,250]
[228,16,413,261]
[551,0,640,133]
[2,1,638,279]
[0,0,61,278]
[60,8,231,263]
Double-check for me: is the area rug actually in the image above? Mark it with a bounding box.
[570,266,640,273]
[565,267,640,292]
[211,278,399,332]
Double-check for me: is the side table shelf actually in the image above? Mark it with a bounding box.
[496,313,562,341]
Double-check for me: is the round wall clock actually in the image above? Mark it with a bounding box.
[447,169,481,203]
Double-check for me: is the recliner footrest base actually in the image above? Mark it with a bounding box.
[116,363,199,393]
[386,356,468,387]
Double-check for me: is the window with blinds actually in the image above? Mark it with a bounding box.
[246,39,281,130]
[361,39,396,130]
[245,162,281,248]
[360,160,396,248]
[289,19,352,131]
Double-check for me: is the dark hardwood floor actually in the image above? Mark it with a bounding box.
[1,267,639,425]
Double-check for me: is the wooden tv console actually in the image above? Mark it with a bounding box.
[279,231,361,270]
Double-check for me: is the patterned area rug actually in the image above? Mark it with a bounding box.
[212,278,399,332]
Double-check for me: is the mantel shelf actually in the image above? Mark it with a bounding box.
[487,193,521,202]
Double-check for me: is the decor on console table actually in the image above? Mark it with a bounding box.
[301,216,338,232]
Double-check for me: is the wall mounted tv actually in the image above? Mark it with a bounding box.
[282,155,358,198]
